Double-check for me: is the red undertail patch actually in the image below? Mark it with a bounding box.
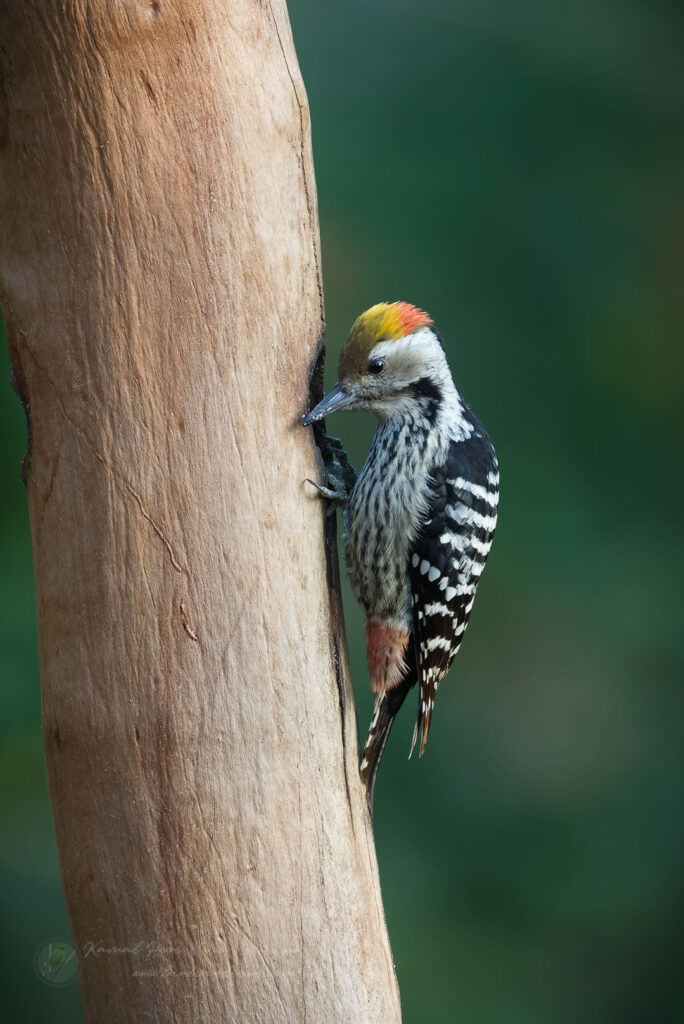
[366,620,410,693]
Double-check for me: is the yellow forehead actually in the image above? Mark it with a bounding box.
[339,302,433,380]
[350,303,413,344]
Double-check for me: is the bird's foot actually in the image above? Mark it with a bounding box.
[305,435,356,516]
[319,434,357,493]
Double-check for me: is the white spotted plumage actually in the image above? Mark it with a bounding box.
[302,303,498,807]
[345,333,498,771]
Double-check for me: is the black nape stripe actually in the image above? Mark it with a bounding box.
[410,377,443,424]
[411,377,443,404]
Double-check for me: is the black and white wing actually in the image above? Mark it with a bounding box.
[409,428,499,756]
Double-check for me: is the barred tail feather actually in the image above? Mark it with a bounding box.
[419,700,434,757]
[409,675,437,759]
[409,703,421,759]
[360,671,415,812]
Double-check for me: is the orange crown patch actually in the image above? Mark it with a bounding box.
[350,302,433,345]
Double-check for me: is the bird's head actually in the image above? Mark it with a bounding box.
[303,301,447,425]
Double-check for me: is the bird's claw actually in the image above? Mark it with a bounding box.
[305,434,357,518]
[318,434,358,493]
[305,477,346,516]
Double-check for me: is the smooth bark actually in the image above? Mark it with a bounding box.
[0,2,401,1020]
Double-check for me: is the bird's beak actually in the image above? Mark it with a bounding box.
[302,383,355,426]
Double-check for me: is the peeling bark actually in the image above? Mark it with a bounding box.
[0,2,401,1021]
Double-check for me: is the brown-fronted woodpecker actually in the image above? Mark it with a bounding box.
[303,302,499,807]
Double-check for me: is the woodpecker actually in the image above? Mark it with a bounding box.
[303,302,498,806]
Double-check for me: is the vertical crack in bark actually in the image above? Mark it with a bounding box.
[267,1,325,327]
[9,362,31,486]
[307,347,359,832]
[124,481,184,574]
[180,597,199,641]
[11,323,201,640]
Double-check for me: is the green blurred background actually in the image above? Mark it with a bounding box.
[1,1,683,1020]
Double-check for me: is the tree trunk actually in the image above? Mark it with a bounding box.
[0,2,401,1020]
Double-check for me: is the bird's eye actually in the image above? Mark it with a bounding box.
[368,357,385,375]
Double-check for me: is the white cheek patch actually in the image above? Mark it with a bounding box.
[367,330,441,388]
